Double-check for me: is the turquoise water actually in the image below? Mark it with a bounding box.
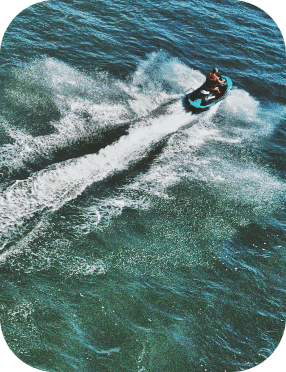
[0,0,286,371]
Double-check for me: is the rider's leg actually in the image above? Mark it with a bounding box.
[211,86,221,95]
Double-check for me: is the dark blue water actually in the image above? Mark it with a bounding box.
[0,1,286,371]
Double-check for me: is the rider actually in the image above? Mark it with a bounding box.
[205,68,225,95]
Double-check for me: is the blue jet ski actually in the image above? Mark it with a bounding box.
[183,75,232,113]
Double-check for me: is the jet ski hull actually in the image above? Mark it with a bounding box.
[184,75,232,113]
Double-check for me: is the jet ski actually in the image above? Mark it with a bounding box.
[183,75,232,113]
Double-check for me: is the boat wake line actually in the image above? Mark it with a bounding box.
[1,52,281,259]
[0,99,200,248]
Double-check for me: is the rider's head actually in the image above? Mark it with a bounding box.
[212,67,218,74]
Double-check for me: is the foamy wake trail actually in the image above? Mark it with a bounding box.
[2,52,280,244]
[0,101,192,238]
[0,109,129,178]
[0,52,200,178]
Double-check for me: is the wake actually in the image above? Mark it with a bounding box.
[0,53,195,182]
[0,100,195,242]
[1,51,280,254]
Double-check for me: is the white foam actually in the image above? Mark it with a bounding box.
[124,51,205,116]
[0,101,193,237]
[1,53,196,177]
[1,52,282,240]
[65,257,107,277]
[223,89,260,120]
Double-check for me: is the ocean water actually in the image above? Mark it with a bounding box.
[0,0,285,371]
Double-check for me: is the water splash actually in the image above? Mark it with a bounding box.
[0,52,196,180]
[0,100,193,242]
[1,52,282,250]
